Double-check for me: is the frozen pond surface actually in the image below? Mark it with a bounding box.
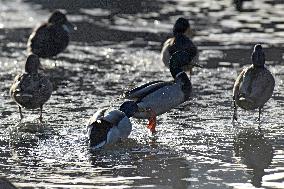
[0,0,283,188]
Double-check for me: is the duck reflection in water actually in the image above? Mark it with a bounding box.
[234,128,273,188]
[89,148,191,188]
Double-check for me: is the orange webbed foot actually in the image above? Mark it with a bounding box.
[147,109,157,134]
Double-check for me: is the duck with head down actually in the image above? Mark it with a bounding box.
[27,10,76,58]
[161,17,199,78]
[233,44,275,124]
[10,54,53,122]
[123,51,199,134]
[87,101,138,149]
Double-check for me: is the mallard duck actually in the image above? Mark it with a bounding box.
[123,51,199,133]
[233,44,275,122]
[10,54,53,122]
[161,17,199,77]
[87,101,138,149]
[27,10,76,58]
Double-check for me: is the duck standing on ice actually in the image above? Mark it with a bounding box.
[123,50,201,134]
[10,54,53,122]
[161,17,199,77]
[27,10,76,59]
[233,44,275,123]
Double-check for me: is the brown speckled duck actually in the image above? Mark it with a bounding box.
[233,44,275,123]
[27,10,76,58]
[161,17,199,77]
[10,54,53,122]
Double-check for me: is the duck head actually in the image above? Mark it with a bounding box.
[89,119,112,149]
[48,10,76,32]
[251,44,265,68]
[169,50,201,78]
[173,17,192,37]
[25,54,40,74]
[119,101,138,118]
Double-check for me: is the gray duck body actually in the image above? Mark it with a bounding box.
[233,65,275,110]
[87,109,132,149]
[161,35,198,69]
[10,73,52,109]
[233,44,275,123]
[28,23,69,58]
[125,75,190,119]
[124,51,193,119]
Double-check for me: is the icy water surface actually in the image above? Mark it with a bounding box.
[0,0,284,188]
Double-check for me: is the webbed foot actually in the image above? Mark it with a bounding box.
[147,109,157,134]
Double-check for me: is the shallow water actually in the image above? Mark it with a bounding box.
[0,0,283,188]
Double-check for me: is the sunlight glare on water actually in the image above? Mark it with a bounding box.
[0,0,283,188]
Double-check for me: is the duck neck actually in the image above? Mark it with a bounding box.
[253,64,265,69]
[173,32,184,37]
[175,71,190,84]
[172,70,192,100]
[169,56,190,79]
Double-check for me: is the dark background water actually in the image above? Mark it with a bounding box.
[0,0,283,188]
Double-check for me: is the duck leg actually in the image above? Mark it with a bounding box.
[39,105,43,123]
[232,97,238,122]
[19,106,23,120]
[258,107,262,122]
[189,68,193,80]
[234,0,243,11]
[147,109,157,134]
[257,107,262,132]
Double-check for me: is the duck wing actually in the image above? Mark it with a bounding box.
[233,69,246,99]
[87,109,107,126]
[161,38,174,67]
[249,68,275,104]
[10,73,33,96]
[28,24,51,57]
[28,24,68,58]
[234,66,275,109]
[124,80,173,101]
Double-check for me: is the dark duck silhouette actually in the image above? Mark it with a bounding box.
[123,51,199,134]
[234,129,273,188]
[233,44,275,123]
[10,54,53,122]
[161,17,199,77]
[27,10,76,58]
[233,0,253,11]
